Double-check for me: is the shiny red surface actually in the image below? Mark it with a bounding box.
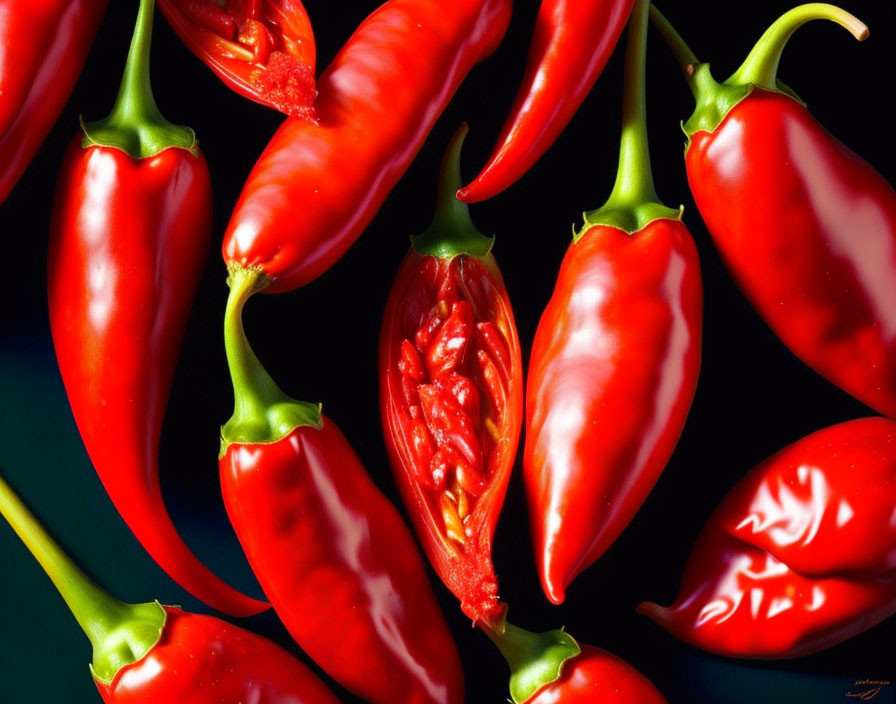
[639,417,896,658]
[459,0,634,203]
[687,89,896,418]
[220,418,464,704]
[96,607,341,703]
[47,137,266,617]
[157,0,316,118]
[0,0,107,205]
[525,219,702,604]
[379,252,523,627]
[221,0,512,294]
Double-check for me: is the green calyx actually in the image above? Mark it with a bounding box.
[411,124,494,259]
[221,265,323,455]
[579,0,681,238]
[0,472,166,684]
[482,620,582,703]
[82,0,196,158]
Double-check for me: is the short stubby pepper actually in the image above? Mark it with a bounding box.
[639,417,896,658]
[380,127,524,627]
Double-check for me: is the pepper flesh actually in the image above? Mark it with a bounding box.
[638,417,896,658]
[222,0,512,294]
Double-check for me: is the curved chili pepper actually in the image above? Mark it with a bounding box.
[219,266,464,704]
[652,4,896,418]
[47,0,266,617]
[0,471,341,703]
[524,0,702,604]
[0,0,108,206]
[156,0,316,118]
[458,0,634,204]
[379,126,523,628]
[222,0,512,295]
[638,417,896,658]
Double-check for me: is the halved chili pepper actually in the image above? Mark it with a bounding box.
[638,417,896,658]
[156,0,316,118]
[0,471,341,703]
[0,0,108,206]
[47,0,266,617]
[524,0,702,604]
[222,0,512,295]
[651,4,896,418]
[458,0,635,204]
[219,265,464,704]
[379,125,523,628]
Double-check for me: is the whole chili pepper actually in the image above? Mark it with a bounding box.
[47,0,266,617]
[524,0,702,605]
[219,265,464,704]
[0,471,342,703]
[156,0,316,118]
[652,4,896,418]
[481,619,668,703]
[458,0,634,204]
[222,0,512,296]
[0,0,108,206]
[379,125,523,628]
[638,417,896,658]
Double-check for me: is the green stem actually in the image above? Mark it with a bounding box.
[411,124,494,259]
[648,5,699,95]
[82,0,195,157]
[0,472,165,683]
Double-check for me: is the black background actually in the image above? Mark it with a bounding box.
[1,1,895,702]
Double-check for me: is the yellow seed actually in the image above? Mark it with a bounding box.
[440,494,466,545]
[457,487,471,520]
[438,300,450,318]
[485,417,501,443]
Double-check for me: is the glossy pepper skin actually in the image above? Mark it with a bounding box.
[0,0,108,206]
[458,0,634,204]
[157,0,316,118]
[221,267,464,704]
[638,417,896,658]
[222,0,512,295]
[380,127,523,627]
[47,0,266,618]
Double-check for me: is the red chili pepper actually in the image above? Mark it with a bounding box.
[638,417,896,658]
[0,471,341,703]
[458,0,634,203]
[524,0,702,604]
[222,0,512,295]
[652,4,896,418]
[156,0,316,118]
[0,0,108,206]
[379,126,523,628]
[47,0,266,617]
[219,265,464,704]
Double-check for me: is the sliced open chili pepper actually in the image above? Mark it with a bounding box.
[0,0,108,206]
[222,0,512,295]
[638,417,896,658]
[379,126,523,628]
[156,0,316,118]
[0,471,341,703]
[651,4,896,418]
[219,265,464,704]
[524,0,702,605]
[47,0,266,617]
[458,0,635,204]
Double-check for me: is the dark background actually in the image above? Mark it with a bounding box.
[1,1,895,702]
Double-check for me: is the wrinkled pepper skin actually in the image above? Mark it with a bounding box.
[639,417,896,658]
[96,607,342,704]
[222,0,512,294]
[48,137,266,617]
[380,252,523,626]
[220,419,464,704]
[525,218,702,604]
[687,89,896,418]
[0,0,108,206]
[459,0,634,203]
